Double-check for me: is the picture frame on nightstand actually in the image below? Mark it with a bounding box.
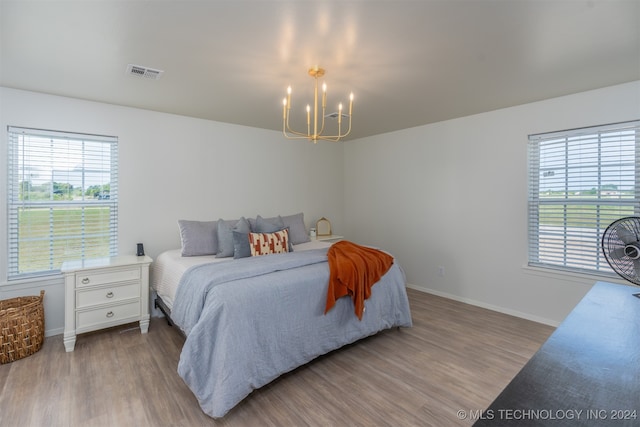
[316,217,332,236]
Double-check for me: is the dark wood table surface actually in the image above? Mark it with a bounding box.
[473,281,640,426]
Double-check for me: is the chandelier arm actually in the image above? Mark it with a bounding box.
[284,121,316,139]
[284,92,317,140]
[315,135,343,142]
[314,115,353,141]
[344,116,352,136]
[284,105,292,133]
[284,128,314,138]
[318,104,327,136]
[284,133,319,140]
[284,109,309,137]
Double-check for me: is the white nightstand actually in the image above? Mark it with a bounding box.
[61,255,153,352]
[314,235,344,243]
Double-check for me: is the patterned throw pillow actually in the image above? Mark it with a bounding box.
[249,229,290,256]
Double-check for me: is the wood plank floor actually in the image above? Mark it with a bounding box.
[0,289,554,427]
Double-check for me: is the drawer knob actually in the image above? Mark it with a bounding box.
[106,291,114,298]
[81,277,90,284]
[106,311,114,318]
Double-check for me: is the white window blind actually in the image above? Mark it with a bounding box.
[7,126,118,280]
[528,120,640,276]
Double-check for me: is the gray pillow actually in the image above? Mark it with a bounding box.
[216,217,250,258]
[232,230,252,259]
[178,220,218,256]
[254,215,285,233]
[281,212,311,245]
[255,215,293,251]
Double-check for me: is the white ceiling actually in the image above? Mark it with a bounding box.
[2,1,639,140]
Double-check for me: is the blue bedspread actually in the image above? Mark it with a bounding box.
[172,248,412,418]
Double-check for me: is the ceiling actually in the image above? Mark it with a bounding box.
[1,1,639,141]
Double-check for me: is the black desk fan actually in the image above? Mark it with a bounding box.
[602,216,640,297]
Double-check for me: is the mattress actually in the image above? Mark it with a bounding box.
[151,240,332,310]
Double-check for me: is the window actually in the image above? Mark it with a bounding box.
[7,127,118,280]
[528,120,640,276]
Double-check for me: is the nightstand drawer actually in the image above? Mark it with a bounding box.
[75,268,140,287]
[76,283,141,309]
[76,301,141,332]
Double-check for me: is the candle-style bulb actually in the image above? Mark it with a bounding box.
[349,93,354,115]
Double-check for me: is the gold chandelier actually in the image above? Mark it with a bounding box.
[282,67,353,143]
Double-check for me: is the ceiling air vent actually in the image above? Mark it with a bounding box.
[325,112,350,119]
[126,64,164,80]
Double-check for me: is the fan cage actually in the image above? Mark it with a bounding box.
[602,216,640,286]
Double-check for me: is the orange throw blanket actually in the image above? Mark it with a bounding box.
[325,240,394,320]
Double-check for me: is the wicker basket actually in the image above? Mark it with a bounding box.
[0,290,45,364]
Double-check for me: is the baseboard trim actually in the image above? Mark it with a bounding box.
[45,327,64,338]
[406,283,560,327]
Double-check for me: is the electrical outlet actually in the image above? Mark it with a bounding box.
[438,266,445,277]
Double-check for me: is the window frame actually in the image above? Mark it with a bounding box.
[527,120,640,277]
[7,126,118,280]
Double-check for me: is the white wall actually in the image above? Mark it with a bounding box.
[2,81,639,336]
[0,87,345,336]
[344,81,640,326]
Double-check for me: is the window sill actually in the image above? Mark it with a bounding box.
[0,273,63,291]
[521,264,628,286]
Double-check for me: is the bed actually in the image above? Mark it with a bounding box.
[151,216,413,418]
